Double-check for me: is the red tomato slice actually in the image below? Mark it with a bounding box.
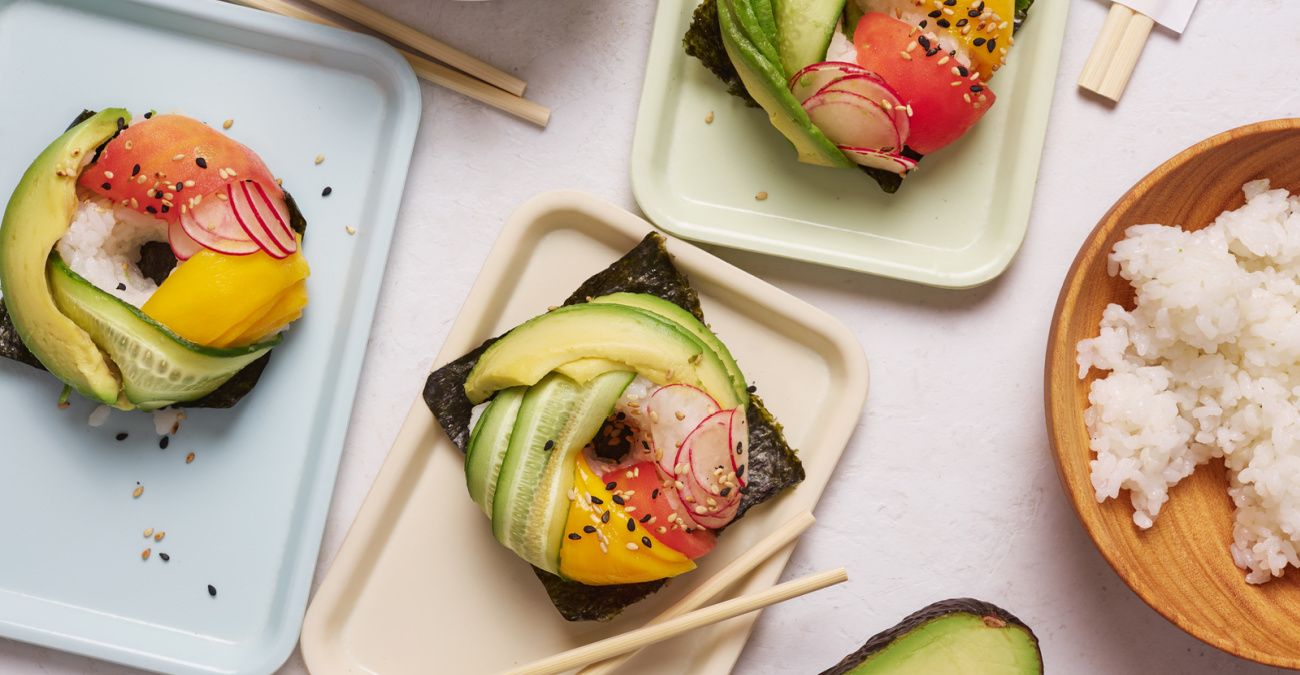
[852,13,995,155]
[601,462,716,561]
[78,114,281,227]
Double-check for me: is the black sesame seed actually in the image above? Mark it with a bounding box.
[144,111,154,119]
[583,525,597,534]
[176,182,184,192]
[957,18,969,26]
[736,464,746,478]
[917,35,931,49]
[590,496,604,505]
[601,511,610,524]
[145,205,157,214]
[651,488,659,499]
[115,283,126,291]
[919,19,928,28]
[927,9,941,17]
[131,164,141,176]
[986,38,997,53]
[746,385,757,393]
[159,553,170,562]
[936,18,950,28]
[160,205,170,214]
[926,46,941,57]
[543,439,555,451]
[101,182,112,191]
[640,440,650,450]
[322,186,333,197]
[567,533,581,541]
[971,84,985,92]
[958,65,970,76]
[605,481,617,491]
[115,432,128,441]
[616,411,626,421]
[973,37,986,46]
[642,536,653,548]
[116,117,126,130]
[640,514,652,523]
[720,487,732,497]
[944,0,956,5]
[159,436,169,450]
[612,495,625,505]
[736,441,743,454]
[207,584,216,597]
[626,518,636,532]
[195,157,208,169]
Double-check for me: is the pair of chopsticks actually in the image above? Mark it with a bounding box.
[1077,3,1155,102]
[232,0,549,127]
[505,511,847,675]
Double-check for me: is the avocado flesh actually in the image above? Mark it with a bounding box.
[464,302,740,408]
[822,599,1043,675]
[719,0,852,168]
[0,110,129,404]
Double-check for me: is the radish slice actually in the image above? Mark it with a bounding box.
[838,146,919,175]
[816,74,910,145]
[803,90,901,154]
[229,182,291,258]
[179,199,261,257]
[167,219,204,261]
[246,181,297,254]
[647,384,720,475]
[788,61,876,103]
[672,409,745,530]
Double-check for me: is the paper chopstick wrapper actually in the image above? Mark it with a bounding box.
[1119,0,1197,33]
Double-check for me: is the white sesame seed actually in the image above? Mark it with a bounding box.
[626,542,639,551]
[172,153,185,161]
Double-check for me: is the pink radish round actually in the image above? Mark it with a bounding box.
[229,182,295,257]
[167,219,205,261]
[837,146,919,175]
[788,61,877,104]
[802,90,901,154]
[672,409,746,530]
[814,74,910,145]
[647,383,720,475]
[179,199,261,257]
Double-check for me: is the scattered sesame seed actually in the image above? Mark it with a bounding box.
[133,485,144,499]
[207,585,217,597]
[143,111,153,119]
[544,439,555,451]
[222,119,233,130]
[605,481,617,491]
[115,432,128,441]
[154,531,165,542]
[612,494,625,505]
[345,226,356,235]
[590,496,604,505]
[567,533,581,541]
[658,526,667,534]
[159,436,170,450]
[103,171,115,180]
[625,542,639,551]
[640,514,652,523]
[583,525,597,534]
[626,518,636,532]
[101,182,112,191]
[144,528,154,537]
[322,186,333,197]
[141,548,151,560]
[755,191,768,201]
[899,50,913,60]
[195,157,208,169]
[601,511,611,524]
[172,153,185,161]
[747,385,757,393]
[704,111,714,124]
[159,553,170,562]
[641,536,652,548]
[314,154,325,165]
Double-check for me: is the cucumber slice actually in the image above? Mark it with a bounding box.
[47,255,279,410]
[465,386,526,516]
[490,370,634,573]
[588,293,749,406]
[775,0,849,75]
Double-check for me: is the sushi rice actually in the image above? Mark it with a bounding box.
[1078,179,1300,583]
[55,196,168,308]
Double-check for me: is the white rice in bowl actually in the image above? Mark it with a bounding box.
[1077,179,1300,583]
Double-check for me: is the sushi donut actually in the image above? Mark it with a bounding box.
[0,109,309,410]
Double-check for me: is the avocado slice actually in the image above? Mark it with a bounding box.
[718,0,852,168]
[463,302,742,408]
[0,109,129,404]
[820,598,1044,675]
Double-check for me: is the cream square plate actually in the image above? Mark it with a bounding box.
[300,191,869,674]
[632,1,1068,288]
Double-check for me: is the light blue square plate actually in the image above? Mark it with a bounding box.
[0,0,420,672]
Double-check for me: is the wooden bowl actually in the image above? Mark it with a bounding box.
[1046,118,1300,668]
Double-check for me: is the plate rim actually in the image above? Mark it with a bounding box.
[629,0,1069,288]
[300,189,870,674]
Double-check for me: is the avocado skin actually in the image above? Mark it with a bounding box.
[820,598,1044,675]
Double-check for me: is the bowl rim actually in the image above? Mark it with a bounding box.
[1043,117,1300,669]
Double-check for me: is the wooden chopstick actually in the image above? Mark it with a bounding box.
[231,0,549,127]
[577,511,817,675]
[505,567,849,675]
[302,0,527,97]
[1078,3,1153,102]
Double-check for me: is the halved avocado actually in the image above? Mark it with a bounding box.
[719,0,852,168]
[0,110,129,404]
[463,303,741,408]
[820,598,1044,674]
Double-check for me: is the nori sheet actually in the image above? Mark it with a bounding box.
[422,232,804,621]
[0,107,309,410]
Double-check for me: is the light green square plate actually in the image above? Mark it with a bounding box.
[632,0,1068,288]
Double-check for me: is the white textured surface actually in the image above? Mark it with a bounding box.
[3,0,1299,673]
